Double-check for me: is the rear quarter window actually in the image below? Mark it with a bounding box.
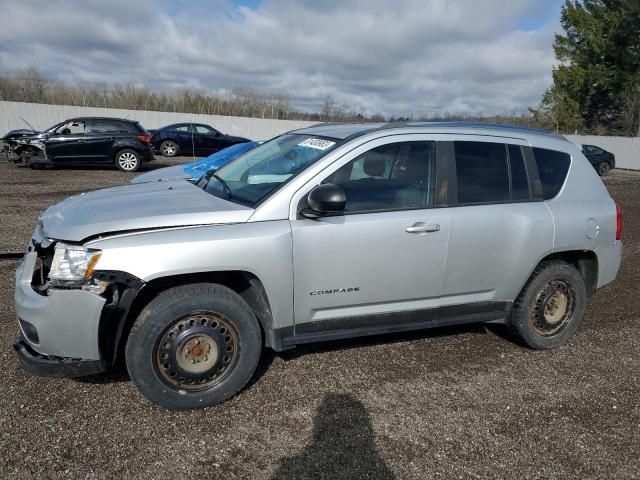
[532,148,571,200]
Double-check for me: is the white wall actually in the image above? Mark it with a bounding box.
[567,134,639,170]
[1,101,638,169]
[0,101,315,141]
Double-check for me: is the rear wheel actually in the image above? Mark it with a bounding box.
[125,283,262,410]
[160,140,179,157]
[509,261,587,349]
[597,161,611,176]
[115,149,141,172]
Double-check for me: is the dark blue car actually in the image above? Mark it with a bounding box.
[150,122,250,157]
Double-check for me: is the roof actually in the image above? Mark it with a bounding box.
[295,121,564,141]
[67,117,138,123]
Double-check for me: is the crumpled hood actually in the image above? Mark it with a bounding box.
[40,180,254,242]
[2,129,38,140]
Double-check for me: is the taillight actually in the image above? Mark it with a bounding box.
[137,135,151,143]
[616,202,622,240]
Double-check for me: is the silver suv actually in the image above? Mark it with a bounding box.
[14,122,622,410]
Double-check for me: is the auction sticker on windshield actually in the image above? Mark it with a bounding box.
[298,138,336,151]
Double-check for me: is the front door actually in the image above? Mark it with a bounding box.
[45,121,86,162]
[290,138,450,338]
[194,125,224,155]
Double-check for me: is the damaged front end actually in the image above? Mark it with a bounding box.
[11,135,48,166]
[1,129,39,163]
[14,223,145,377]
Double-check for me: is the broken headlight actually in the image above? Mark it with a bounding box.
[49,243,102,289]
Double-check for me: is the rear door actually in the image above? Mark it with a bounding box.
[290,135,451,339]
[44,121,87,163]
[84,120,125,162]
[440,137,554,317]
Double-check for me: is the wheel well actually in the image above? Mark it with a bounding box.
[538,250,598,296]
[15,145,43,156]
[108,271,275,366]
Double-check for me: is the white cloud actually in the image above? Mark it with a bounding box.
[0,0,561,116]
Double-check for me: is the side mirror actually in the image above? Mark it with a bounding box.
[301,184,346,218]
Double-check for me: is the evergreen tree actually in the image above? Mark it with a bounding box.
[535,0,640,135]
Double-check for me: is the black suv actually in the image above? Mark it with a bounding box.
[10,117,154,171]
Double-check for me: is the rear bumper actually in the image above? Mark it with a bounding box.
[595,241,622,288]
[14,337,105,378]
[141,148,155,162]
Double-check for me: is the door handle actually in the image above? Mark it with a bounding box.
[405,222,440,234]
[77,140,84,144]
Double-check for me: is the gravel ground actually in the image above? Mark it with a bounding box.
[0,160,639,479]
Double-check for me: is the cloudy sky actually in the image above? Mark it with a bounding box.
[0,0,564,116]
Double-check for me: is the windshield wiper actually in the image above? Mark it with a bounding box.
[210,173,232,199]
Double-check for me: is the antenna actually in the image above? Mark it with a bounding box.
[19,116,35,131]
[191,118,196,162]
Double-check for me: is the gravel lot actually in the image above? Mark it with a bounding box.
[0,159,639,479]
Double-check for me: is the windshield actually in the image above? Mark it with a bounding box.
[198,133,340,206]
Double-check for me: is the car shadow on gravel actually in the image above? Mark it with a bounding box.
[271,393,395,480]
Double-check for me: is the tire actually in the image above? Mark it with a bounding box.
[597,161,611,176]
[125,283,262,410]
[509,261,587,350]
[160,140,179,157]
[115,149,142,172]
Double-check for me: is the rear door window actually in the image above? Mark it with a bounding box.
[532,148,571,199]
[88,121,136,134]
[454,141,509,204]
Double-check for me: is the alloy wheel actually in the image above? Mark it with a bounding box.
[161,142,177,156]
[118,152,139,171]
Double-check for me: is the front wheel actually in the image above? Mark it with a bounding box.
[125,283,262,410]
[509,261,587,349]
[115,149,142,172]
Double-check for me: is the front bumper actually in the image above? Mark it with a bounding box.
[15,252,106,363]
[14,337,105,378]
